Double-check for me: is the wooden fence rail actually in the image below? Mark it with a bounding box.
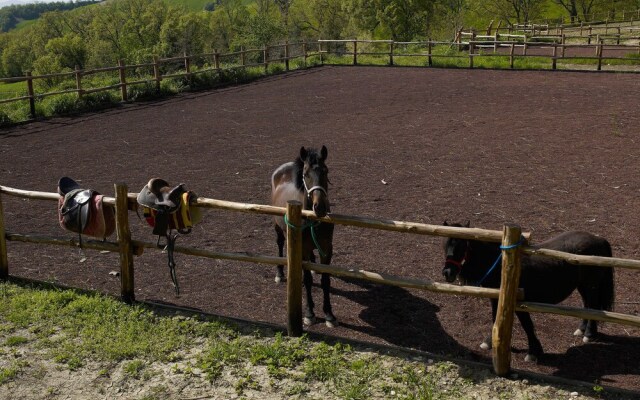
[2,183,640,376]
[0,42,316,119]
[3,35,638,121]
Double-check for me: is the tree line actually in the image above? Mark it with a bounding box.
[0,1,101,33]
[0,0,638,79]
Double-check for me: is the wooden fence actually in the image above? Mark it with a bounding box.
[319,38,640,71]
[3,33,639,123]
[0,41,320,119]
[1,183,640,376]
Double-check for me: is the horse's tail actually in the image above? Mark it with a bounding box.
[599,240,615,312]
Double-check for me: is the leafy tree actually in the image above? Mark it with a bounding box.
[481,0,547,24]
[345,0,438,41]
[1,32,34,76]
[289,0,350,40]
[209,0,250,51]
[45,34,87,69]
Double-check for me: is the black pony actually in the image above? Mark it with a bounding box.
[442,221,615,362]
[270,146,336,327]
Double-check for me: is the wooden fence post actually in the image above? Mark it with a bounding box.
[118,59,128,102]
[153,56,161,92]
[263,46,269,72]
[286,200,303,337]
[389,41,394,66]
[75,65,83,99]
[26,71,36,119]
[509,43,515,68]
[492,224,523,376]
[427,39,433,66]
[114,183,135,304]
[213,50,220,71]
[184,52,192,86]
[319,40,324,65]
[302,42,307,67]
[285,41,290,71]
[0,192,8,281]
[597,39,603,71]
[353,40,358,65]
[552,44,557,70]
[240,46,246,66]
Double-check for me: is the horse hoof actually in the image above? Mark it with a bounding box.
[583,336,591,343]
[524,354,538,363]
[303,316,316,326]
[325,319,338,328]
[479,342,491,350]
[573,328,584,337]
[274,276,285,283]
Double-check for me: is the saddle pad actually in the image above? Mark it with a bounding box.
[143,192,200,232]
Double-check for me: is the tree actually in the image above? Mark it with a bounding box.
[481,0,546,24]
[345,0,438,41]
[290,0,349,39]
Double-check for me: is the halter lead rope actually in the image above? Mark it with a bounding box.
[476,236,526,286]
[283,214,327,258]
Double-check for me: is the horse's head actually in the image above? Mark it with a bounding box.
[442,221,470,283]
[299,145,330,217]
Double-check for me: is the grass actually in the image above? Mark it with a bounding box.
[0,281,628,399]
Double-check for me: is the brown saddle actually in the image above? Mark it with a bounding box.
[137,178,188,237]
[137,178,198,296]
[57,177,115,246]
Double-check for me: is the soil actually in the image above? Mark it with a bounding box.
[1,66,639,393]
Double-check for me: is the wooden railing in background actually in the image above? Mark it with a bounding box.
[0,42,316,119]
[1,183,640,376]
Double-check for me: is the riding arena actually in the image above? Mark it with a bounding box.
[1,65,639,391]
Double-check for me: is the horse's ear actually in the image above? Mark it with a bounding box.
[464,220,470,228]
[300,146,308,160]
[443,220,449,226]
[321,145,328,161]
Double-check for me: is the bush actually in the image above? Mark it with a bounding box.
[0,110,13,127]
[41,93,78,115]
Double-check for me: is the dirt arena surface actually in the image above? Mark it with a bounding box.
[1,66,639,392]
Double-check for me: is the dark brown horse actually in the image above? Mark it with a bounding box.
[442,221,615,362]
[271,146,336,327]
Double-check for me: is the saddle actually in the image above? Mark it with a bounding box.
[137,178,200,296]
[57,177,115,246]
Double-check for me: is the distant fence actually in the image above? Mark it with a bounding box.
[0,41,320,119]
[3,34,639,123]
[319,38,640,71]
[1,183,640,376]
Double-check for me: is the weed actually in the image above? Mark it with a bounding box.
[5,335,29,346]
[234,368,260,395]
[124,359,146,379]
[0,364,20,385]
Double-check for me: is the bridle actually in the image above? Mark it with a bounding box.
[444,240,470,273]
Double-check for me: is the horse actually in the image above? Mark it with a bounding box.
[270,145,336,327]
[441,221,615,362]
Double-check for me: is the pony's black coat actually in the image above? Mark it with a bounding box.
[442,222,615,361]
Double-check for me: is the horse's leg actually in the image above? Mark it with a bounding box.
[515,311,543,362]
[274,224,285,283]
[303,267,316,326]
[480,299,498,350]
[319,233,336,327]
[576,283,599,342]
